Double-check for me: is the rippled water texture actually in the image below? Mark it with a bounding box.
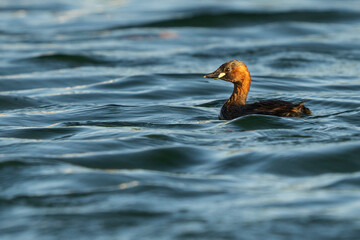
[1,0,360,239]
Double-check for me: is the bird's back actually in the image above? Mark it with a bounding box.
[220,100,312,120]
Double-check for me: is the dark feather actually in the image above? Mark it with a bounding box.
[220,100,312,120]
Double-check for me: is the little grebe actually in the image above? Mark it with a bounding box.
[204,60,312,120]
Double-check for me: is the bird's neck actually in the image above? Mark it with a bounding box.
[226,78,251,106]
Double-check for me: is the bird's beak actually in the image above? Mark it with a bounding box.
[204,71,226,79]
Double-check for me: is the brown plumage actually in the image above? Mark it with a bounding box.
[204,60,312,120]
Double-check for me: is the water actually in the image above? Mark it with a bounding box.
[1,0,360,239]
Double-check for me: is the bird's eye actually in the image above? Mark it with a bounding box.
[225,68,230,72]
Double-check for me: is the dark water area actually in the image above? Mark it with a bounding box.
[1,0,360,239]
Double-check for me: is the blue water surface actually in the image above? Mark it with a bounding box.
[1,0,360,239]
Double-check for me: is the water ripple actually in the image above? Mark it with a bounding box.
[1,0,360,239]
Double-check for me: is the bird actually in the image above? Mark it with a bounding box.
[204,60,312,120]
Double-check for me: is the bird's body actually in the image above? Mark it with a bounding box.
[220,99,311,120]
[204,60,312,120]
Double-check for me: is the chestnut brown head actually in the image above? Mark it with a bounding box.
[204,60,250,84]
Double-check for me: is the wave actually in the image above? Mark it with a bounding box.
[0,127,81,140]
[20,53,112,65]
[108,10,360,29]
[210,141,360,176]
[0,95,44,110]
[50,146,210,172]
[191,42,357,59]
